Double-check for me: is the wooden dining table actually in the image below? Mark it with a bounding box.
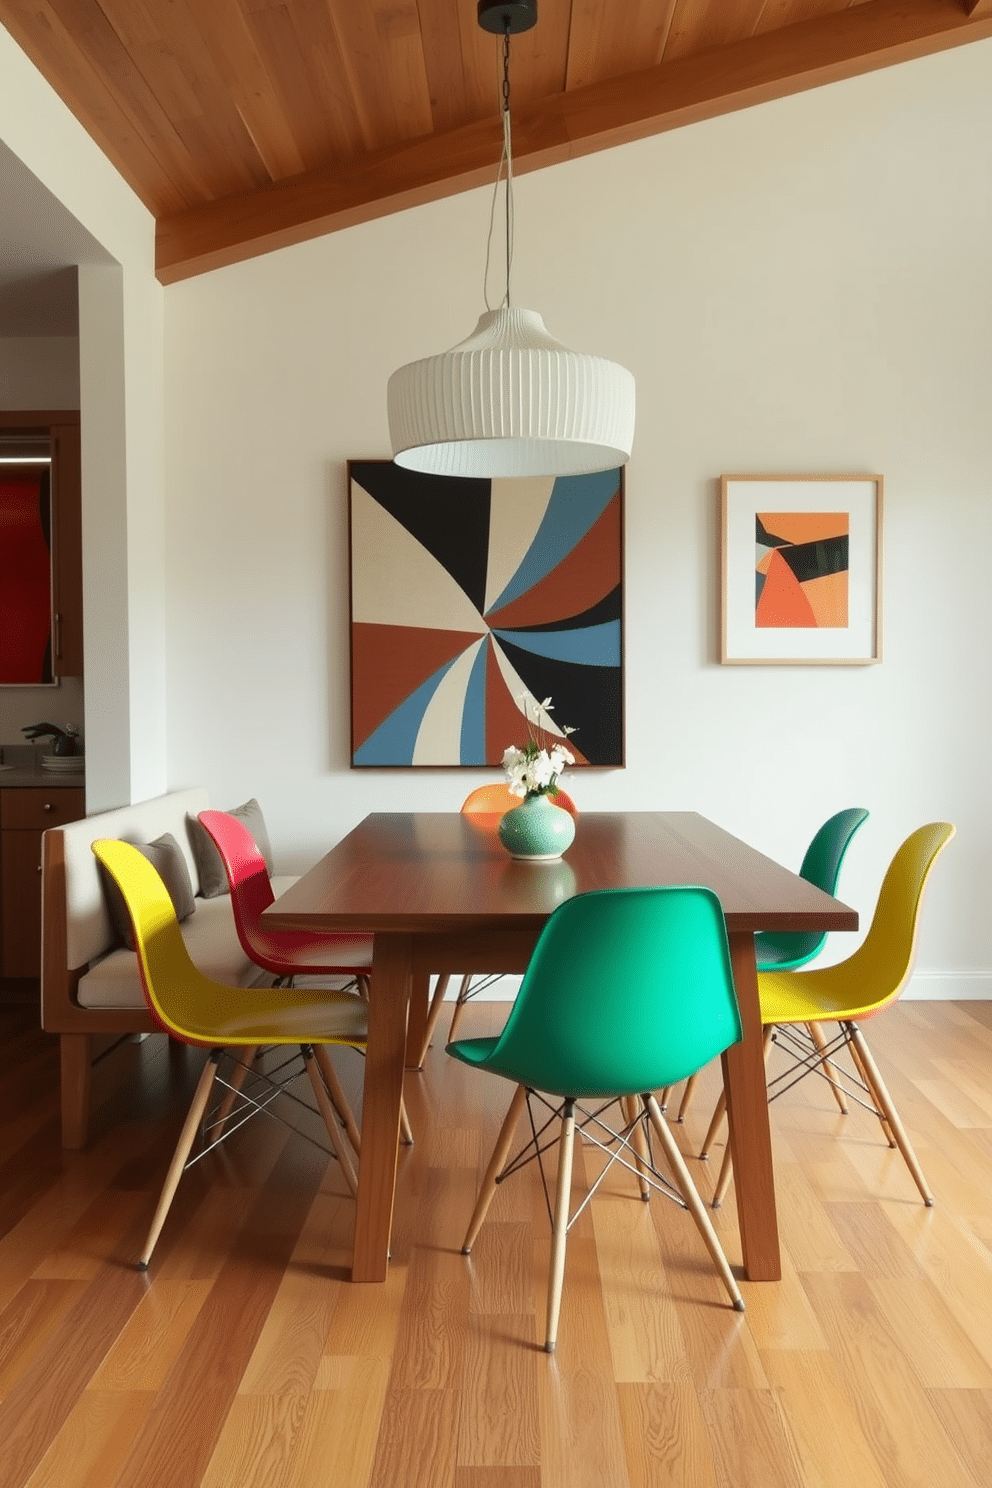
[263,810,858,1283]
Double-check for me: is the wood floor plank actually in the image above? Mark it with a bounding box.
[868,1276,992,1388]
[368,1386,460,1487]
[800,1270,985,1488]
[458,1313,540,1468]
[108,1178,325,1488]
[22,1391,152,1488]
[0,1262,150,1488]
[0,1280,85,1398]
[769,1162,858,1275]
[697,1387,805,1488]
[877,1207,992,1373]
[589,1188,692,1384]
[89,1280,213,1391]
[822,1200,927,1280]
[195,1394,310,1488]
[617,1378,721,1488]
[925,1388,992,1486]
[454,1470,541,1487]
[759,1350,890,1488]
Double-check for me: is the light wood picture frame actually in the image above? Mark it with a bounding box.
[720,474,882,665]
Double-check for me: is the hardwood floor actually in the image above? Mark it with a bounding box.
[1,996,991,1487]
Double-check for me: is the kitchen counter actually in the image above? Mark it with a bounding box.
[0,745,85,789]
[0,763,85,788]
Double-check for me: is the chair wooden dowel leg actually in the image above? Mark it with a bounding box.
[211,1045,259,1138]
[847,1033,895,1146]
[701,1027,772,1161]
[677,1072,699,1123]
[645,1095,743,1311]
[445,974,473,1047]
[399,1096,414,1146]
[304,1047,359,1198]
[623,1095,651,1201]
[711,1141,734,1208]
[807,1021,849,1115]
[463,1083,528,1254]
[545,1101,576,1353]
[312,1044,362,1156]
[848,1025,934,1205]
[139,1052,221,1270]
[418,973,452,1066]
[699,1087,727,1160]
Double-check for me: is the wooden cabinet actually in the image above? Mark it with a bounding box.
[1,788,85,978]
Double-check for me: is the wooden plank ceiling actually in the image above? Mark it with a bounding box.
[2,0,991,285]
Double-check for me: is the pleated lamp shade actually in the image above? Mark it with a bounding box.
[387,306,636,479]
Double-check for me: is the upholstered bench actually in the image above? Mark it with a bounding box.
[41,787,296,1148]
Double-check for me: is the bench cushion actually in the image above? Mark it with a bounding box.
[77,874,299,1009]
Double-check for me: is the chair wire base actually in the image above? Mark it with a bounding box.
[190,1046,357,1169]
[462,1084,744,1351]
[135,1043,362,1271]
[707,1020,933,1209]
[496,1089,687,1235]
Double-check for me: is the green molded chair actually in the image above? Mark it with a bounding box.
[673,806,869,1123]
[447,885,745,1353]
[752,806,870,972]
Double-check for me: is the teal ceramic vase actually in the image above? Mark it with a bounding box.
[497,793,576,861]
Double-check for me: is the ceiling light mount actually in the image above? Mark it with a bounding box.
[387,0,634,479]
[477,1,537,36]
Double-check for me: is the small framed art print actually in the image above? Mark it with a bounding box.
[720,474,882,665]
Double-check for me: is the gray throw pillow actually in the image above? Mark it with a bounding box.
[100,832,197,950]
[186,797,274,899]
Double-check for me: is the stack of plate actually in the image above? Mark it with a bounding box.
[41,754,85,773]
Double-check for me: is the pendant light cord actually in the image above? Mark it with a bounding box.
[484,25,515,312]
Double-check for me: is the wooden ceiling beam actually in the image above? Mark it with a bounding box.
[156,0,992,283]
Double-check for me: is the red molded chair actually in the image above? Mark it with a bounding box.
[197,809,374,989]
[418,782,578,1064]
[197,809,411,1148]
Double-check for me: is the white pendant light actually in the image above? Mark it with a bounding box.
[387,1,635,479]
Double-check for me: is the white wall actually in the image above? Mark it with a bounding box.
[0,23,165,812]
[163,39,992,996]
[0,336,79,406]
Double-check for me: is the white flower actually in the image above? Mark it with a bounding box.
[501,698,577,799]
[528,753,555,789]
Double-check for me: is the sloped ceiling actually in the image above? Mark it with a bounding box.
[1,0,991,287]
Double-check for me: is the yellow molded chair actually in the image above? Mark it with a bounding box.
[669,806,869,1123]
[93,838,370,1270]
[703,822,955,1209]
[418,781,578,1064]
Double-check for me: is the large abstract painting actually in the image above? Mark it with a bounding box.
[0,466,54,685]
[349,461,624,767]
[720,474,882,665]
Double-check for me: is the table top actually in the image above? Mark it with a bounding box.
[264,810,858,937]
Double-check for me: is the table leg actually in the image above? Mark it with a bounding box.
[352,932,412,1282]
[722,932,781,1281]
